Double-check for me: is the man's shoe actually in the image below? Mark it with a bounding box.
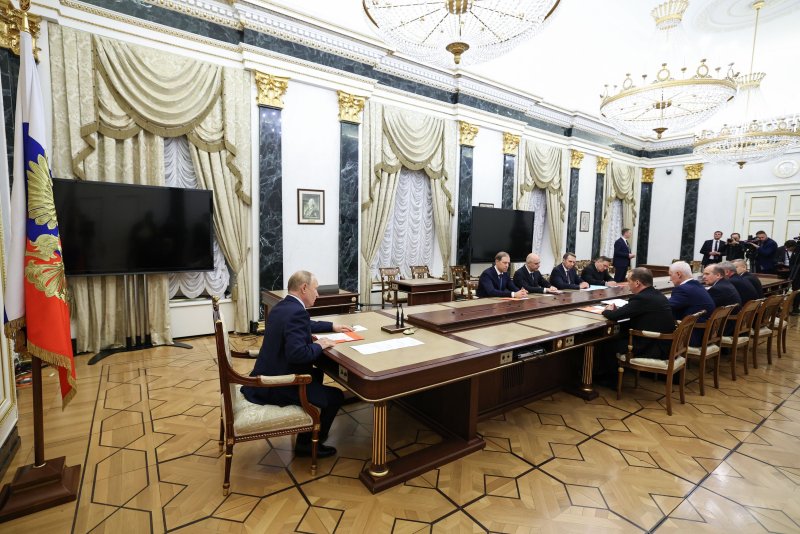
[294,442,337,458]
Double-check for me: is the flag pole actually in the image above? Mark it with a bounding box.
[0,1,80,522]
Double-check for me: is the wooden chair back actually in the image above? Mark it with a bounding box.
[378,266,403,308]
[700,304,736,349]
[730,298,762,339]
[410,265,430,279]
[754,294,785,332]
[450,265,471,299]
[690,260,702,273]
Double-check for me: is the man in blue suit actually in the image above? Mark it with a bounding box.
[550,252,589,290]
[241,271,353,458]
[668,261,716,346]
[612,228,635,283]
[752,230,778,274]
[477,251,528,298]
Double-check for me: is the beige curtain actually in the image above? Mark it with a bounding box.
[49,25,252,351]
[600,161,639,254]
[517,140,567,260]
[359,102,456,304]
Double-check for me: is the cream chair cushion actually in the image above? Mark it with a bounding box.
[629,356,686,370]
[751,326,772,336]
[773,318,787,329]
[721,336,748,346]
[229,385,313,437]
[687,344,720,356]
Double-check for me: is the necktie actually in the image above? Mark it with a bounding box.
[714,240,718,252]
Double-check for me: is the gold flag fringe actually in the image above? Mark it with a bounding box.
[4,316,26,338]
[27,340,78,409]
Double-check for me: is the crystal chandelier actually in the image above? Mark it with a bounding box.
[693,1,800,168]
[362,0,561,67]
[599,0,737,139]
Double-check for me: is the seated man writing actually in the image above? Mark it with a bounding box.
[477,251,528,298]
[241,270,352,458]
[512,253,560,294]
[581,256,617,287]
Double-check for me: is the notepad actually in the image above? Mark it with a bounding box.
[582,285,608,291]
[578,305,606,314]
[601,298,629,307]
[314,331,365,343]
[352,337,424,355]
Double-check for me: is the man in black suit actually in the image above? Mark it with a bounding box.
[732,259,763,298]
[726,233,745,261]
[612,228,635,283]
[789,244,800,315]
[477,251,528,298]
[513,253,561,294]
[550,252,589,290]
[752,230,778,274]
[242,271,353,458]
[775,240,795,279]
[581,256,618,287]
[720,261,759,303]
[602,268,676,359]
[699,230,727,266]
[703,264,742,335]
[667,261,716,346]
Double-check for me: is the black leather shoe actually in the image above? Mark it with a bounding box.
[294,442,337,458]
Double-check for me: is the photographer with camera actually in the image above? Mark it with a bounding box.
[725,232,745,261]
[743,230,778,274]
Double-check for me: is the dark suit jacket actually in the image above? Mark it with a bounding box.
[726,242,745,260]
[550,265,584,290]
[700,239,727,265]
[512,267,551,294]
[581,263,613,286]
[603,286,676,359]
[755,238,778,273]
[789,250,800,290]
[613,237,631,277]
[729,274,759,303]
[242,296,332,406]
[708,279,742,335]
[775,246,793,277]
[741,272,764,297]
[668,279,716,345]
[477,266,520,297]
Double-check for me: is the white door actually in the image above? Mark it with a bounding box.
[734,184,800,243]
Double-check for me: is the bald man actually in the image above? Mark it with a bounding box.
[512,253,560,294]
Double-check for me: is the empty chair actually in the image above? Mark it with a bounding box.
[616,312,700,416]
[720,298,762,379]
[686,304,735,395]
[212,297,320,496]
[749,294,784,368]
[450,265,474,300]
[378,267,408,309]
[410,265,431,279]
[774,289,799,358]
[690,260,702,273]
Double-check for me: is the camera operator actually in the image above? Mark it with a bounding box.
[725,232,745,261]
[775,239,796,279]
[748,230,778,274]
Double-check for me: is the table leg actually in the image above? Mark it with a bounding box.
[568,345,599,400]
[368,401,389,478]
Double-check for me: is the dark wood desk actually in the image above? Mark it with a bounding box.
[638,264,670,277]
[393,278,453,305]
[261,289,357,319]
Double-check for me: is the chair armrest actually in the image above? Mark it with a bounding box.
[231,349,259,359]
[228,372,312,388]
[630,329,675,340]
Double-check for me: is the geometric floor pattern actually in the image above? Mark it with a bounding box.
[3,319,800,533]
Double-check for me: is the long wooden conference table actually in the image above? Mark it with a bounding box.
[317,275,789,493]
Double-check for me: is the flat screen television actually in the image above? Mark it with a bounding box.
[469,206,534,263]
[51,178,214,276]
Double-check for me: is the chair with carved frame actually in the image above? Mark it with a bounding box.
[749,294,784,369]
[690,260,702,273]
[449,265,473,300]
[616,312,700,416]
[410,265,431,279]
[686,304,735,395]
[212,297,320,496]
[720,298,762,380]
[774,289,799,358]
[378,267,408,309]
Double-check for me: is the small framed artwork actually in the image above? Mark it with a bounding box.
[478,202,494,208]
[297,189,325,225]
[579,211,590,232]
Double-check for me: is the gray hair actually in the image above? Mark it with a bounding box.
[719,261,736,274]
[669,261,692,278]
[287,270,315,291]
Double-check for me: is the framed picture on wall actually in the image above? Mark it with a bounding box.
[579,211,590,232]
[478,202,494,208]
[298,189,325,224]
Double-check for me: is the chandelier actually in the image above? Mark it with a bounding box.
[693,1,800,168]
[600,0,737,139]
[362,0,561,67]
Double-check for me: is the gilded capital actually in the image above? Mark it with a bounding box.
[459,121,479,147]
[337,90,366,124]
[641,168,655,183]
[596,157,609,174]
[255,72,289,109]
[570,150,584,169]
[684,163,704,180]
[0,0,42,61]
[502,132,520,155]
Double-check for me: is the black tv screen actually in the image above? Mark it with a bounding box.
[51,179,214,276]
[470,206,534,263]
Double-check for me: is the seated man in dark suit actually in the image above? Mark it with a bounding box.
[703,264,742,335]
[720,261,759,303]
[241,270,353,458]
[512,253,561,294]
[581,256,618,287]
[699,230,726,266]
[602,267,676,360]
[477,251,528,298]
[550,252,589,290]
[667,261,715,346]
[732,259,763,297]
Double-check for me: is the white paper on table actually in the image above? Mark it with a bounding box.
[315,333,357,342]
[601,298,629,307]
[350,325,367,332]
[582,285,607,291]
[352,337,424,355]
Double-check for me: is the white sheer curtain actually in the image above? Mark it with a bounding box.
[521,188,547,255]
[371,168,434,279]
[600,161,639,255]
[164,136,230,298]
[602,199,623,258]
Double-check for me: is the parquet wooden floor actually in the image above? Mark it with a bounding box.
[2,317,800,533]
